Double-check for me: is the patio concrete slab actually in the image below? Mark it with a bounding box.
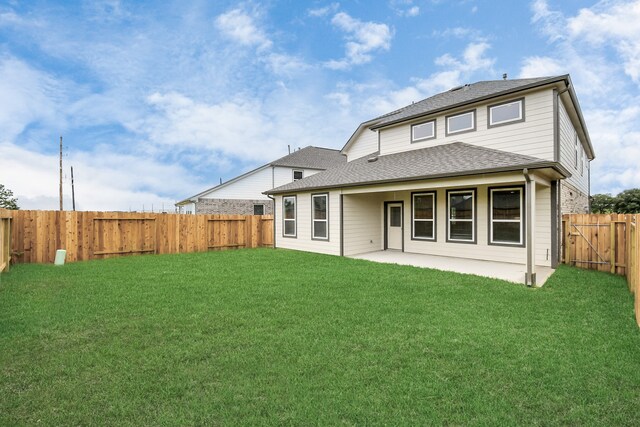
[349,251,555,286]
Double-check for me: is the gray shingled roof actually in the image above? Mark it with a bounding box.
[270,146,346,169]
[266,142,569,194]
[371,76,566,129]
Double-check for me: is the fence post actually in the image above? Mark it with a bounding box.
[610,221,616,274]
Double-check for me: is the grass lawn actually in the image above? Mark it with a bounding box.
[1,249,639,425]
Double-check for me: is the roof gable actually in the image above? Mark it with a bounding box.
[270,146,346,169]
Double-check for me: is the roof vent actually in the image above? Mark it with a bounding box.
[449,85,464,92]
[463,84,470,91]
[503,73,508,80]
[367,156,378,163]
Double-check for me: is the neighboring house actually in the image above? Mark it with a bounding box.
[176,146,346,215]
[265,75,595,285]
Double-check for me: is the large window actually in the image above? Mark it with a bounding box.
[411,120,436,142]
[447,189,475,243]
[412,192,436,240]
[488,98,524,127]
[489,187,523,245]
[312,193,328,240]
[446,110,475,135]
[283,196,296,237]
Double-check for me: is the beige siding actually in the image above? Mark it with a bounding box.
[343,193,385,256]
[558,100,589,195]
[345,128,378,161]
[401,186,528,265]
[379,89,555,161]
[535,184,552,267]
[274,191,341,256]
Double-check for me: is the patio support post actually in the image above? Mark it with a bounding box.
[524,169,536,286]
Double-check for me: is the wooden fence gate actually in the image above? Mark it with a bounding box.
[562,213,639,327]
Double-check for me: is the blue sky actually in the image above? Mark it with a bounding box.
[1,0,639,211]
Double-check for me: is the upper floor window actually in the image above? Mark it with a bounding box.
[411,120,436,142]
[488,98,524,127]
[293,170,303,181]
[253,204,264,215]
[446,110,475,136]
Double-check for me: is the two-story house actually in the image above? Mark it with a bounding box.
[176,146,346,215]
[265,75,594,285]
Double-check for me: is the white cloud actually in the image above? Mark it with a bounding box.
[308,3,340,17]
[518,56,564,78]
[0,56,66,140]
[326,12,393,69]
[566,1,640,83]
[524,0,640,194]
[330,42,496,118]
[389,0,420,17]
[215,7,272,50]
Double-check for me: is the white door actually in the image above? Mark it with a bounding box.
[387,203,403,250]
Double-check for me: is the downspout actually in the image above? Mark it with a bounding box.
[523,168,535,286]
[267,194,276,249]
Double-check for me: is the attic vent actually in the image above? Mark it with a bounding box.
[367,156,378,163]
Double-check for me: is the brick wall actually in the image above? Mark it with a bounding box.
[560,182,589,214]
[195,198,274,215]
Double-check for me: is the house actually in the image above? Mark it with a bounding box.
[175,146,346,215]
[265,75,595,285]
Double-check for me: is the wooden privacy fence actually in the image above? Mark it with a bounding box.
[0,211,10,272]
[1,210,273,265]
[562,213,640,326]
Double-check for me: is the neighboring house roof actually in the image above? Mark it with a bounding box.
[270,146,346,169]
[369,76,563,129]
[176,146,345,205]
[265,142,570,195]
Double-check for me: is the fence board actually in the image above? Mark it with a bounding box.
[4,210,273,266]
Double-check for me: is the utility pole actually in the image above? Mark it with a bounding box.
[71,166,76,211]
[59,136,63,211]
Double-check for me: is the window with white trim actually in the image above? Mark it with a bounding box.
[489,188,523,245]
[447,190,475,242]
[283,196,296,237]
[411,120,435,142]
[293,170,303,181]
[489,99,523,126]
[312,194,328,240]
[446,111,475,135]
[412,192,435,240]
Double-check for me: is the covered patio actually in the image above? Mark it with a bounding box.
[350,250,556,285]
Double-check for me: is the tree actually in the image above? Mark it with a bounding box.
[613,188,640,214]
[0,184,19,210]
[590,193,616,214]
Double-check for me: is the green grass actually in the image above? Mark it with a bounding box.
[1,249,639,426]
